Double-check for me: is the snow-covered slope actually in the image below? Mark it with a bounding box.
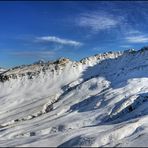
[1,48,148,147]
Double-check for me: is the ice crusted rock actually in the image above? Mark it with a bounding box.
[54,57,70,65]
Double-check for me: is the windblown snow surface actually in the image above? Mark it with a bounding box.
[1,48,148,147]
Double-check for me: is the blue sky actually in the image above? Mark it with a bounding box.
[1,1,148,68]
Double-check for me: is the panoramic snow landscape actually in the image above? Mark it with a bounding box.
[1,1,148,147]
[1,48,148,147]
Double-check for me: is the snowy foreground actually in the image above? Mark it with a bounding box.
[1,48,148,147]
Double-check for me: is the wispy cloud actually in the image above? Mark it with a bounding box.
[77,12,121,31]
[124,30,141,35]
[35,36,82,47]
[9,51,54,58]
[126,35,148,43]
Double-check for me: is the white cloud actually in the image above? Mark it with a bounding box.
[120,45,132,48]
[125,30,141,35]
[36,36,82,47]
[126,35,148,43]
[77,12,120,31]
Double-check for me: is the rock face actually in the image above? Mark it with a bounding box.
[1,47,148,147]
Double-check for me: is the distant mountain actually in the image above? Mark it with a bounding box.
[1,47,148,147]
[0,67,6,73]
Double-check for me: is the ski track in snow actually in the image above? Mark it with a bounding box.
[1,49,148,147]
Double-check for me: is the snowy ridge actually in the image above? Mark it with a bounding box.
[1,47,148,146]
[0,49,132,82]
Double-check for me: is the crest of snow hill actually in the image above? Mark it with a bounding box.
[0,47,146,83]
